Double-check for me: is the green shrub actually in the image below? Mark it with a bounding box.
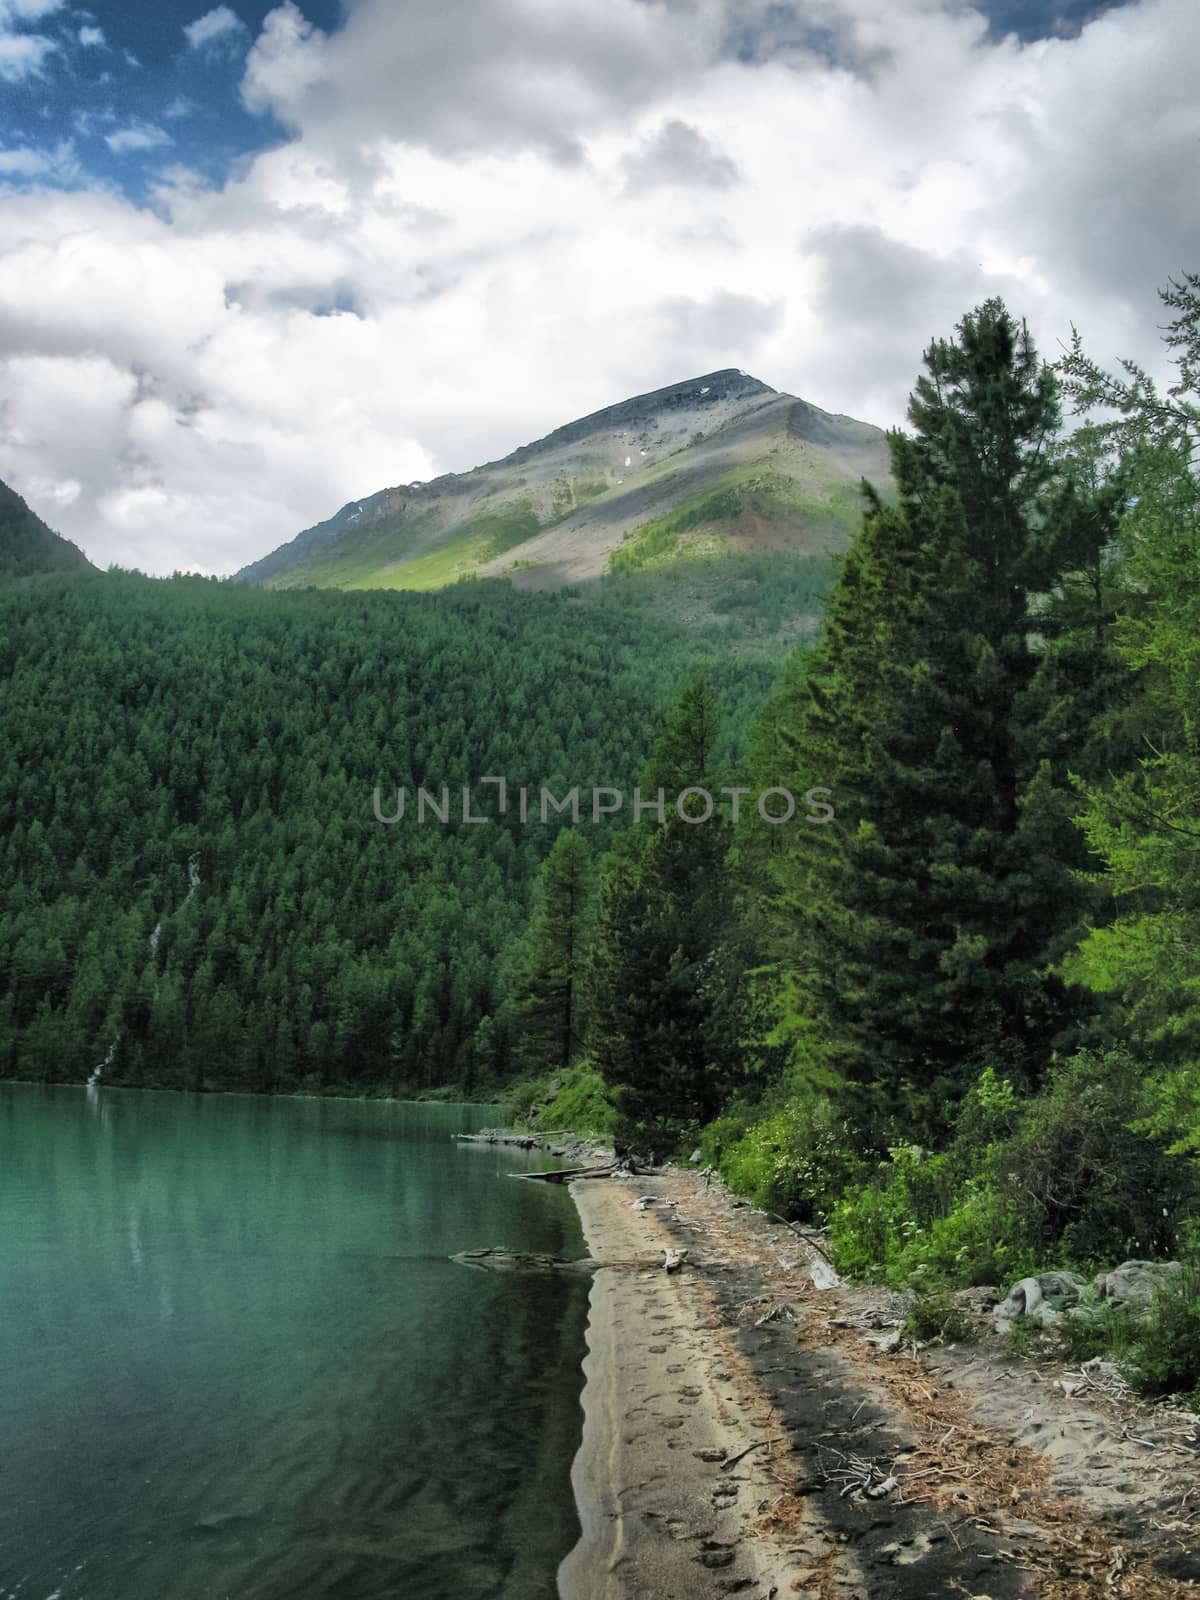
[901,1292,975,1346]
[828,1053,1198,1288]
[503,1074,555,1128]
[1054,1301,1139,1364]
[710,1097,868,1223]
[1120,1264,1200,1396]
[993,1048,1193,1268]
[830,1160,1035,1287]
[1007,1319,1052,1359]
[533,1060,616,1138]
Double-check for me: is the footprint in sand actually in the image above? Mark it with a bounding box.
[695,1545,737,1569]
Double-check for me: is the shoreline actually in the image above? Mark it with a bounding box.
[1,1078,511,1108]
[557,1173,804,1599]
[557,1167,1200,1600]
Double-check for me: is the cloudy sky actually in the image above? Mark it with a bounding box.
[0,0,1195,575]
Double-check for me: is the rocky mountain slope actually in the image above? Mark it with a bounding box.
[236,370,891,594]
[0,479,93,579]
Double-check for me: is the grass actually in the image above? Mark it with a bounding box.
[345,502,543,592]
[608,465,864,574]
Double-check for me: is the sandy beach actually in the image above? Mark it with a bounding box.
[557,1167,1200,1600]
[557,1177,809,1599]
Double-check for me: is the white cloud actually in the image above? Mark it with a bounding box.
[241,0,719,160]
[105,123,173,155]
[0,29,54,78]
[0,0,1193,577]
[623,119,740,191]
[0,147,50,176]
[0,0,61,79]
[0,0,64,21]
[0,140,78,182]
[78,24,104,47]
[183,5,245,52]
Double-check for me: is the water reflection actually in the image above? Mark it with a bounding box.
[0,1086,587,1600]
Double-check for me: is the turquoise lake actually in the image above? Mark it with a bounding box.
[0,1086,590,1599]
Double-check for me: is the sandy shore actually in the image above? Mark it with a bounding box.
[557,1176,811,1599]
[557,1169,1200,1600]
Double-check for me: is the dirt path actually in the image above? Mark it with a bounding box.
[558,1169,1200,1600]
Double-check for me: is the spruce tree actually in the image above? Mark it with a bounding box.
[770,300,1101,1127]
[588,677,746,1157]
[510,829,594,1074]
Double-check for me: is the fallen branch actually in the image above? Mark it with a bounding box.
[511,1162,618,1184]
[767,1212,835,1265]
[721,1436,784,1472]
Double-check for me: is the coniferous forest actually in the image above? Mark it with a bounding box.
[0,572,796,1094]
[7,280,1200,1395]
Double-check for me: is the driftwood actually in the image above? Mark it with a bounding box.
[511,1161,618,1184]
[450,1247,677,1275]
[452,1248,600,1275]
[456,1130,540,1149]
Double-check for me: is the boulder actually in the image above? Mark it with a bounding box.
[993,1270,1087,1332]
[954,1285,1001,1320]
[1092,1259,1181,1309]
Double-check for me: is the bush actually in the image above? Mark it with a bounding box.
[829,1146,1036,1287]
[828,1053,1198,1288]
[1120,1263,1200,1396]
[503,1074,555,1128]
[533,1061,616,1139]
[901,1292,975,1346]
[1007,1318,1052,1359]
[994,1048,1193,1268]
[1054,1301,1139,1363]
[709,1097,869,1223]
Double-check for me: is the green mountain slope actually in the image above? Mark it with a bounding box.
[236,371,891,597]
[0,479,92,578]
[0,569,782,1094]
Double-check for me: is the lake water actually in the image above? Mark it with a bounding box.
[0,1085,589,1599]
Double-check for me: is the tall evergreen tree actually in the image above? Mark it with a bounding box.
[510,829,594,1074]
[588,677,746,1157]
[768,300,1105,1127]
[1061,278,1200,1147]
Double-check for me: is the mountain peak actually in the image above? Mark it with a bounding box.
[500,369,776,468]
[236,370,890,594]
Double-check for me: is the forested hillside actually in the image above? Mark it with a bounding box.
[0,479,92,579]
[0,571,783,1093]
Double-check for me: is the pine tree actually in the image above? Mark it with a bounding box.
[588,677,746,1157]
[769,300,1103,1128]
[510,829,595,1074]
